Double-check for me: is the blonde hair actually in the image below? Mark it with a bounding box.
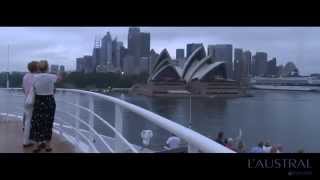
[38,60,49,72]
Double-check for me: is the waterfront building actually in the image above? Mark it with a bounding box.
[243,50,252,76]
[176,48,185,67]
[282,62,299,77]
[208,44,233,79]
[266,58,277,77]
[127,27,150,74]
[133,46,242,97]
[59,65,65,73]
[50,64,59,74]
[253,52,268,76]
[186,43,202,58]
[101,32,113,66]
[234,48,243,81]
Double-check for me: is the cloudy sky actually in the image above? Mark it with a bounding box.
[0,27,319,75]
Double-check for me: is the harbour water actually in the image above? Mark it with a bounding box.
[98,90,320,152]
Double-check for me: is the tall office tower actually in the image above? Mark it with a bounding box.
[234,48,243,81]
[207,45,215,61]
[101,32,113,66]
[254,52,268,76]
[211,44,233,79]
[50,64,59,74]
[267,58,277,76]
[127,27,151,74]
[186,43,202,58]
[243,50,252,76]
[76,57,84,72]
[111,38,123,71]
[59,65,65,73]
[176,48,185,67]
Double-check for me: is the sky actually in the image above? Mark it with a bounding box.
[0,27,319,75]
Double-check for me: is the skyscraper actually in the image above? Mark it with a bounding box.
[123,55,135,75]
[254,52,268,76]
[207,45,215,61]
[139,32,150,58]
[101,32,113,66]
[128,27,141,59]
[50,64,59,74]
[234,48,243,81]
[76,57,85,72]
[111,38,123,71]
[243,50,252,76]
[267,58,277,76]
[92,47,101,73]
[209,44,233,79]
[176,49,185,67]
[59,65,65,73]
[127,27,150,74]
[176,49,185,59]
[186,43,202,58]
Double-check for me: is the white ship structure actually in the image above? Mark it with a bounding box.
[250,76,320,92]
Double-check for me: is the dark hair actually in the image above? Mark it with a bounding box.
[28,61,38,73]
[224,138,228,145]
[218,131,224,139]
[258,141,264,148]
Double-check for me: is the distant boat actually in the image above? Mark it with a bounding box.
[250,76,320,92]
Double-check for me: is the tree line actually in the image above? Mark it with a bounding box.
[0,72,149,89]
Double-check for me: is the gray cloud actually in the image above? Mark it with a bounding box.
[0,27,319,75]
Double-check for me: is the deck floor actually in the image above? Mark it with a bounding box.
[0,119,76,153]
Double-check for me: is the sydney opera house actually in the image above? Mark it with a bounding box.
[132,45,244,97]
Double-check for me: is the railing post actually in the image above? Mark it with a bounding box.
[74,94,81,143]
[115,104,124,152]
[188,144,199,153]
[88,96,95,143]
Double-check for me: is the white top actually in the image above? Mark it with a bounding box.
[166,136,181,149]
[22,73,35,95]
[33,73,58,95]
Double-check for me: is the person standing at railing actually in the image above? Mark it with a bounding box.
[215,131,225,145]
[22,61,39,148]
[29,60,61,153]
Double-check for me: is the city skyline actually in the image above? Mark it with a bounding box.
[0,27,318,75]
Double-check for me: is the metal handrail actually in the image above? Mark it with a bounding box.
[0,88,235,153]
[54,99,138,153]
[54,116,99,153]
[56,88,235,153]
[55,109,115,152]
[1,92,138,153]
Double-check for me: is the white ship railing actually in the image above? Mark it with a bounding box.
[0,88,234,153]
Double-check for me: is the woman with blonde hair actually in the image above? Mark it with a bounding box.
[22,61,39,147]
[29,60,60,153]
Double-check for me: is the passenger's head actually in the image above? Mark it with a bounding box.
[238,141,244,149]
[224,138,228,145]
[38,60,49,73]
[217,131,224,139]
[258,141,264,148]
[27,61,39,73]
[265,141,271,147]
[227,138,233,145]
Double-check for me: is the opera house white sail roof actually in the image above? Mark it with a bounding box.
[149,45,228,83]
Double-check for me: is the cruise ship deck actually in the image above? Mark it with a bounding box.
[0,117,76,153]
